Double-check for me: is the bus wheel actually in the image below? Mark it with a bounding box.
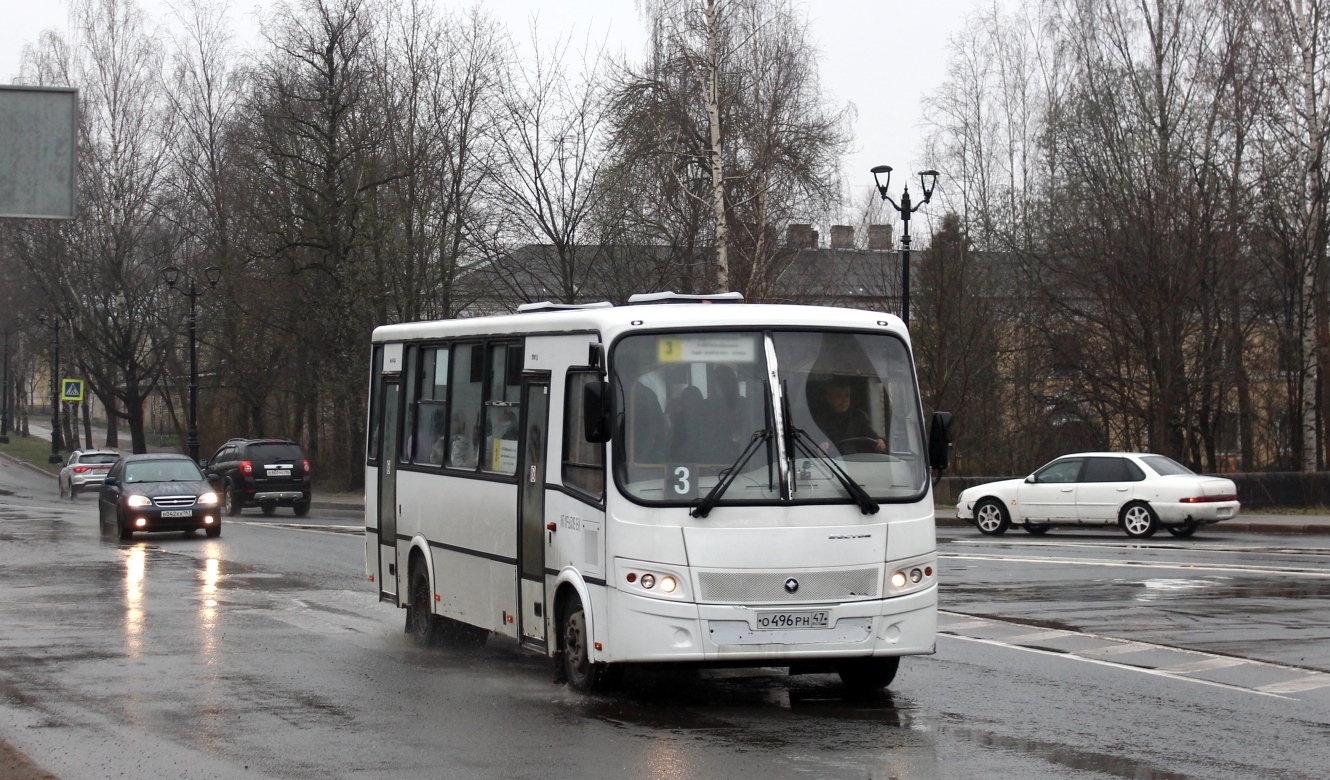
[836,656,900,691]
[560,598,621,692]
[407,565,440,646]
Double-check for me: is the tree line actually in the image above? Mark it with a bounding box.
[913,0,1330,477]
[0,0,850,488]
[5,0,1328,485]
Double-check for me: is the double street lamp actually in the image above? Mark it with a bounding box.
[34,308,63,463]
[162,265,222,462]
[871,165,939,329]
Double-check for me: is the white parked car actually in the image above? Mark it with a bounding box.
[955,452,1239,538]
[58,449,121,499]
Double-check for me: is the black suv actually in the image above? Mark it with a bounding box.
[203,438,312,516]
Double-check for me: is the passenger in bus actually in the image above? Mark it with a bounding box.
[814,378,886,455]
[428,411,448,465]
[449,411,479,468]
[496,410,519,440]
[704,365,746,455]
[629,382,666,463]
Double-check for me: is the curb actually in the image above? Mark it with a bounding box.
[0,450,59,481]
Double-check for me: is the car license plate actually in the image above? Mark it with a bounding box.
[160,509,192,518]
[754,611,830,630]
[267,469,291,477]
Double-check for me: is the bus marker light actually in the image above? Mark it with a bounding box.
[434,594,441,602]
[924,566,933,577]
[626,573,636,583]
[368,574,374,582]
[890,571,907,589]
[594,642,602,650]
[660,575,677,593]
[641,574,656,589]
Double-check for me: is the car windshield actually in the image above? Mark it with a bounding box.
[611,329,927,507]
[79,453,119,465]
[1140,455,1194,476]
[124,460,204,483]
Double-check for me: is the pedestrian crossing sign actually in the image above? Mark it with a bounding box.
[60,379,83,402]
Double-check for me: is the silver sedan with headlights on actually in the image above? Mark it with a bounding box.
[96,453,225,540]
[955,453,1239,539]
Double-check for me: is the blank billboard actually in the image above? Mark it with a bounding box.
[0,85,77,219]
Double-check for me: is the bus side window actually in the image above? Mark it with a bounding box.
[366,345,383,465]
[447,344,483,470]
[563,371,605,499]
[483,342,521,475]
[414,346,449,466]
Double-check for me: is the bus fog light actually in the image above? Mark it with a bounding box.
[640,573,656,589]
[910,568,923,583]
[659,575,677,593]
[890,571,907,589]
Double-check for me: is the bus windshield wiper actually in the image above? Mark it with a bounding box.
[691,429,772,518]
[786,426,880,515]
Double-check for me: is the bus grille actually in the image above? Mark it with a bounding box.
[153,495,198,508]
[696,568,881,604]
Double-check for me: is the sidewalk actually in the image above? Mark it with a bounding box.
[935,508,1330,535]
[11,422,363,512]
[9,422,1330,531]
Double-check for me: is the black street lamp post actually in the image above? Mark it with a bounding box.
[871,165,939,328]
[162,265,221,462]
[0,321,14,444]
[34,308,63,463]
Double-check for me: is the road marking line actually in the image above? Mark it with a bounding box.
[1258,676,1330,694]
[938,620,992,631]
[939,609,1325,698]
[1078,642,1157,656]
[940,634,1291,699]
[1000,629,1075,643]
[940,552,1330,578]
[1160,657,1247,673]
[948,539,1330,558]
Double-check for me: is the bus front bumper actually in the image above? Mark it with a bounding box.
[599,586,937,665]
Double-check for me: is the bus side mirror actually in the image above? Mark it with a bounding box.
[928,412,953,471]
[583,379,612,443]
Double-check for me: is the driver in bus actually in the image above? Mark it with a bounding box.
[817,378,887,455]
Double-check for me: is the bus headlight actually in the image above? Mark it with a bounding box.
[615,559,690,601]
[887,556,936,597]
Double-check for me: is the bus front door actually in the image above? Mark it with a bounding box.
[377,380,400,603]
[517,375,550,650]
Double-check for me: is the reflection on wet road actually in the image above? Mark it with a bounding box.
[0,456,1327,779]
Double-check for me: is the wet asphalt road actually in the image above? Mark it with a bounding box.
[1,456,1328,779]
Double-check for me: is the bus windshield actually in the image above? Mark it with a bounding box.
[612,329,927,507]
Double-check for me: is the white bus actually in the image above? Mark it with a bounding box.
[364,293,952,691]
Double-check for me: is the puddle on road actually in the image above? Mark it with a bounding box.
[934,718,1196,780]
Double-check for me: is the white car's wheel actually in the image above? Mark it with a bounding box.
[974,499,1010,536]
[1121,502,1159,538]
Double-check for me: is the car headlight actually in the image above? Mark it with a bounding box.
[197,491,219,506]
[126,495,152,508]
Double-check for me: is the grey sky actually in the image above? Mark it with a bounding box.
[0,0,982,210]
